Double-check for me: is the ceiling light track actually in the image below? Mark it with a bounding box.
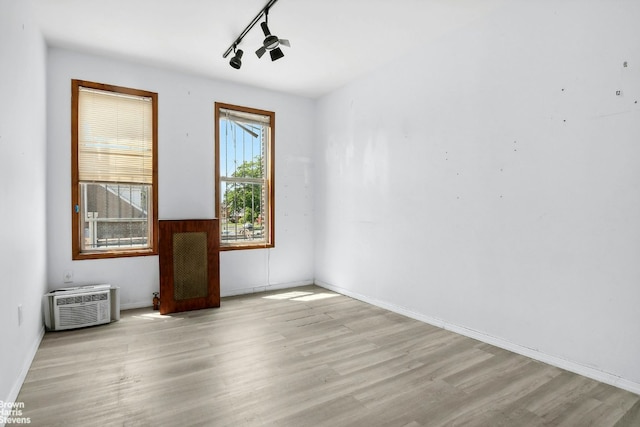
[223,0,290,69]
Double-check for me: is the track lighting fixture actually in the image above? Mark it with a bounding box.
[222,0,290,69]
[229,48,243,69]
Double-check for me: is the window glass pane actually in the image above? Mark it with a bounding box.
[80,183,151,250]
[220,181,266,245]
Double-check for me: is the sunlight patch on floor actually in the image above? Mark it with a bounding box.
[263,291,314,300]
[263,290,339,302]
[132,312,184,321]
[291,293,340,302]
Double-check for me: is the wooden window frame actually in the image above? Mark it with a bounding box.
[215,102,275,251]
[71,80,158,260]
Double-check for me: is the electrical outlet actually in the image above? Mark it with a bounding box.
[63,270,74,283]
[18,305,23,326]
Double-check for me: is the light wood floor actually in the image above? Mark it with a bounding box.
[17,285,640,426]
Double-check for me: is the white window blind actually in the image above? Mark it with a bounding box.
[219,107,270,126]
[78,87,153,184]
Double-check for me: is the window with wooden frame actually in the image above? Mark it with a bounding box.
[71,80,158,260]
[215,103,274,250]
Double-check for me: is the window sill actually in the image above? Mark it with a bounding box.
[220,243,274,251]
[73,248,158,260]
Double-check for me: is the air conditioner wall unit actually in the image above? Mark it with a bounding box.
[43,284,120,331]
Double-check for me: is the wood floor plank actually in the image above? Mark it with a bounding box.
[614,398,640,427]
[15,285,639,426]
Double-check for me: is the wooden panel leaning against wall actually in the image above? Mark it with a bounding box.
[158,219,220,314]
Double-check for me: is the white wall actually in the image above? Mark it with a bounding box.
[315,0,640,393]
[0,0,48,408]
[47,49,315,307]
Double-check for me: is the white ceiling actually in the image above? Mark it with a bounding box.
[33,0,504,98]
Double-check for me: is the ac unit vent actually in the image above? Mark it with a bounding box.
[59,304,99,327]
[57,293,107,306]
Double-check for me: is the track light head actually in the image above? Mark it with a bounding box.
[229,49,243,69]
[256,20,290,59]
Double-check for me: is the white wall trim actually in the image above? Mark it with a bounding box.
[3,326,45,416]
[119,279,315,310]
[315,280,640,396]
[221,279,315,298]
[120,302,154,310]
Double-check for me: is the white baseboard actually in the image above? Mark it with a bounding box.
[119,280,315,310]
[221,279,315,298]
[3,325,45,426]
[120,301,153,310]
[315,280,640,396]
